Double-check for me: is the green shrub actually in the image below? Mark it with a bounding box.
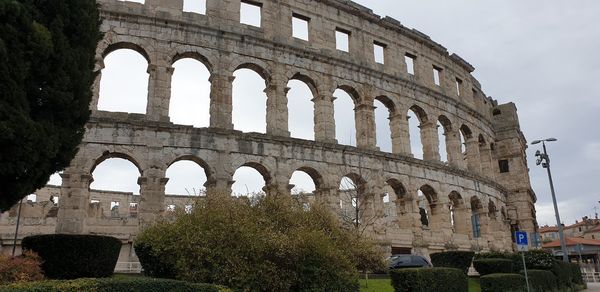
[519,269,556,292]
[570,262,585,285]
[0,277,229,291]
[0,251,44,284]
[430,251,474,274]
[475,251,522,271]
[390,267,467,292]
[474,258,514,276]
[480,273,526,292]
[523,250,555,270]
[135,194,383,291]
[22,234,121,279]
[552,260,573,289]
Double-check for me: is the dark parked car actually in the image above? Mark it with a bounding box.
[388,254,432,269]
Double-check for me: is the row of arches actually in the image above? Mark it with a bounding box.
[77,150,508,238]
[95,45,495,170]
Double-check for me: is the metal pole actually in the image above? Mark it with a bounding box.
[522,252,531,292]
[543,141,569,262]
[11,198,23,257]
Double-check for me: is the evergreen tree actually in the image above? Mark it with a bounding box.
[0,0,101,210]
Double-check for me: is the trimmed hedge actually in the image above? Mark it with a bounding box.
[480,273,526,292]
[430,251,474,274]
[570,262,585,285]
[133,241,177,279]
[519,269,556,292]
[473,258,514,276]
[552,260,573,289]
[0,277,229,292]
[22,234,121,279]
[390,267,467,292]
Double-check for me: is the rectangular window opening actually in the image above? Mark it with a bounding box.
[26,194,37,202]
[405,54,416,75]
[167,204,176,212]
[183,0,206,14]
[335,28,350,52]
[240,0,262,27]
[292,13,309,41]
[91,199,100,204]
[433,66,442,86]
[455,78,463,96]
[185,205,193,214]
[374,41,385,64]
[499,159,510,173]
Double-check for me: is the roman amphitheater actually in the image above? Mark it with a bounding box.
[0,0,538,271]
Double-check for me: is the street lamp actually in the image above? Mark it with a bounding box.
[531,138,568,262]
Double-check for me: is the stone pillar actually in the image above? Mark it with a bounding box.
[421,122,441,161]
[398,114,413,156]
[313,94,336,143]
[90,60,104,114]
[479,144,495,179]
[209,72,235,129]
[146,64,174,122]
[265,74,290,137]
[138,169,168,229]
[56,171,93,234]
[355,102,377,149]
[389,113,403,154]
[451,206,471,235]
[396,196,418,229]
[205,175,233,197]
[446,130,464,168]
[465,140,482,173]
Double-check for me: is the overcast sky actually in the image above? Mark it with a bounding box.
[47,0,600,227]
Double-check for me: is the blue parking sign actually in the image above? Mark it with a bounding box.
[516,231,528,245]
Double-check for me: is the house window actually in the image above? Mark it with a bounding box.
[499,159,510,173]
[472,214,481,238]
[183,0,206,14]
[335,28,350,52]
[405,54,416,75]
[433,66,442,86]
[292,13,309,41]
[240,0,261,27]
[373,42,385,64]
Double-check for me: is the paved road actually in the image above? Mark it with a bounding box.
[585,283,600,291]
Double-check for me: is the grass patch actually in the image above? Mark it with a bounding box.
[359,276,481,292]
[359,278,393,292]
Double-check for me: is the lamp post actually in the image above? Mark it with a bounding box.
[532,138,568,262]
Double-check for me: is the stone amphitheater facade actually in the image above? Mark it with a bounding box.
[4,0,539,258]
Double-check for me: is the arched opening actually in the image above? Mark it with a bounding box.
[232,67,268,133]
[169,58,211,127]
[165,160,209,196]
[339,174,367,227]
[460,124,472,157]
[287,76,316,140]
[374,97,394,153]
[290,171,316,195]
[417,185,437,228]
[232,163,270,196]
[408,106,427,159]
[384,179,408,221]
[470,196,483,238]
[46,172,63,186]
[98,49,149,113]
[334,88,358,146]
[438,115,452,163]
[90,157,141,218]
[448,191,465,233]
[488,200,497,220]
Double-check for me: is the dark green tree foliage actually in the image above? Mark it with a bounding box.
[22,234,121,279]
[389,267,468,292]
[1,278,227,292]
[519,269,557,292]
[429,251,475,274]
[479,273,526,292]
[0,0,101,210]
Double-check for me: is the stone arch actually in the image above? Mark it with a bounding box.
[232,60,271,82]
[409,105,429,124]
[375,95,397,114]
[336,84,361,103]
[470,195,483,238]
[374,95,396,153]
[102,42,151,64]
[488,199,497,219]
[339,172,367,190]
[288,72,319,98]
[418,184,438,205]
[386,178,407,198]
[470,196,483,212]
[293,166,324,189]
[460,124,473,140]
[478,134,487,146]
[438,115,453,132]
[448,191,464,207]
[168,155,213,182]
[90,151,144,175]
[169,47,215,73]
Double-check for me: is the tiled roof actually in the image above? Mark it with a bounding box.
[543,237,600,248]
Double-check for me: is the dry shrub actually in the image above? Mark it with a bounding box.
[0,251,44,284]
